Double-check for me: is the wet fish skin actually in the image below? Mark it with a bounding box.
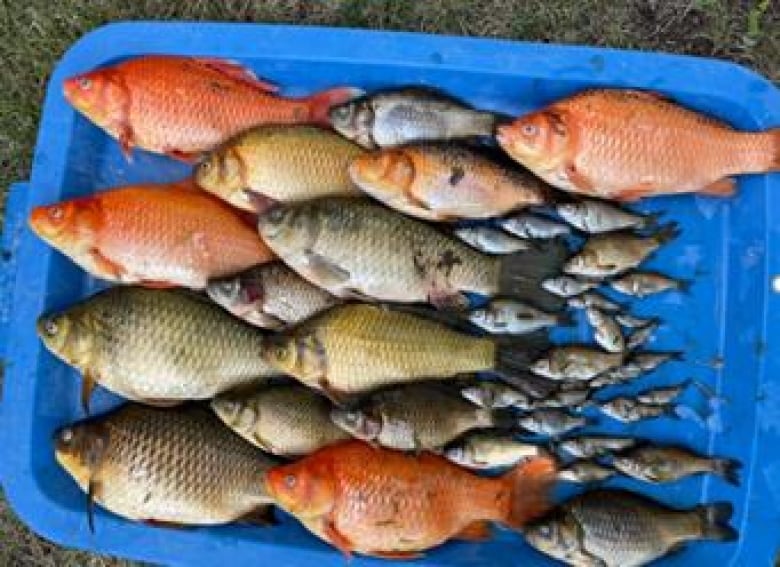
[454,227,530,254]
[610,271,689,297]
[460,381,532,410]
[518,409,589,437]
[468,299,563,335]
[635,381,688,405]
[556,199,658,233]
[612,445,741,485]
[586,307,625,353]
[211,384,350,457]
[615,312,657,329]
[599,397,671,423]
[567,291,622,312]
[55,404,278,526]
[207,263,340,329]
[542,275,600,298]
[499,213,571,239]
[444,431,547,470]
[558,461,615,484]
[328,86,498,148]
[37,287,276,406]
[558,436,637,459]
[632,351,682,372]
[524,489,737,567]
[531,346,624,381]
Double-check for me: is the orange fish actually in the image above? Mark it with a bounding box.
[63,55,361,162]
[265,440,556,559]
[497,89,780,201]
[29,180,275,289]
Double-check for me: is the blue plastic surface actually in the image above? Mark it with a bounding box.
[1,21,779,566]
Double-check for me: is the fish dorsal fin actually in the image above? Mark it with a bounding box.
[193,57,278,93]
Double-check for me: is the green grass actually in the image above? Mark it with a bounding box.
[0,0,777,564]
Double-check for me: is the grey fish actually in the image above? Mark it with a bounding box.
[460,381,533,410]
[558,461,615,484]
[585,307,625,353]
[258,197,567,312]
[542,275,601,298]
[207,263,340,329]
[610,271,689,297]
[531,346,624,381]
[612,445,740,485]
[558,436,637,459]
[328,86,498,148]
[556,200,659,234]
[615,312,658,329]
[444,431,547,470]
[625,320,660,350]
[564,224,679,278]
[524,489,737,567]
[468,299,564,335]
[499,213,572,239]
[518,409,590,437]
[568,291,622,312]
[540,387,593,410]
[454,226,531,254]
[599,397,672,423]
[589,362,646,388]
[632,351,682,372]
[635,382,689,405]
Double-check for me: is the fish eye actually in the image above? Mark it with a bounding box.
[60,428,74,444]
[331,105,350,119]
[48,206,64,221]
[77,77,92,90]
[265,207,286,224]
[43,318,59,336]
[198,160,213,173]
[274,346,288,360]
[284,474,297,488]
[521,123,539,137]
[537,523,552,538]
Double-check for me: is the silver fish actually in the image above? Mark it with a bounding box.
[632,351,682,372]
[444,431,547,470]
[625,320,660,350]
[612,445,740,485]
[564,225,679,278]
[460,381,532,410]
[635,382,688,405]
[589,362,646,388]
[615,312,657,329]
[585,307,624,353]
[556,200,658,234]
[454,226,531,254]
[567,291,622,312]
[328,86,497,148]
[610,271,689,297]
[542,275,601,298]
[518,409,589,437]
[468,299,563,335]
[532,346,624,381]
[600,397,672,423]
[558,461,615,484]
[558,435,637,459]
[499,213,571,239]
[540,387,593,410]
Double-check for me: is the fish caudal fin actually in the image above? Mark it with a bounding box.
[712,458,742,486]
[502,456,557,530]
[497,240,568,312]
[493,333,550,389]
[307,87,365,126]
[696,502,738,542]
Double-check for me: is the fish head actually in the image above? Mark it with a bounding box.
[265,459,336,519]
[37,311,93,368]
[195,148,248,209]
[63,69,127,133]
[207,273,265,316]
[210,395,257,434]
[263,333,327,383]
[348,149,416,207]
[328,98,375,148]
[496,110,569,171]
[524,511,587,565]
[54,421,109,489]
[443,444,471,467]
[29,198,100,255]
[257,204,314,254]
[330,407,381,441]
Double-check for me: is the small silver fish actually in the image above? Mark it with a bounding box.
[633,351,682,372]
[589,362,645,389]
[612,445,741,485]
[540,387,593,410]
[610,271,689,297]
[542,275,600,298]
[558,460,615,484]
[531,346,624,381]
[499,213,571,239]
[626,320,660,350]
[558,435,637,459]
[556,200,659,234]
[586,307,625,353]
[567,291,622,312]
[615,312,657,329]
[564,224,679,278]
[468,299,563,335]
[444,431,547,470]
[454,226,531,254]
[635,382,688,405]
[518,409,589,437]
[600,397,672,423]
[460,381,532,410]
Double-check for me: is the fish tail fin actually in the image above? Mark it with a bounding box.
[696,502,738,542]
[712,458,742,486]
[497,240,568,312]
[306,87,365,126]
[653,222,681,246]
[493,332,550,388]
[488,408,518,430]
[502,456,557,530]
[676,278,693,294]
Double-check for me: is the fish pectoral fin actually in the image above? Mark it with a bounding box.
[369,550,424,560]
[700,178,736,197]
[303,250,351,288]
[563,162,595,193]
[164,148,203,164]
[238,506,278,527]
[142,519,195,530]
[454,520,492,542]
[242,190,279,215]
[317,379,353,407]
[428,289,470,311]
[323,519,354,559]
[81,371,97,414]
[88,249,125,281]
[114,122,135,162]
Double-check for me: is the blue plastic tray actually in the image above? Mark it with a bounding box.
[1,22,779,566]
